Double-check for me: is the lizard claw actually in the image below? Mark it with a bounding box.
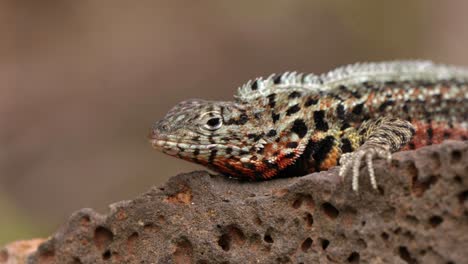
[339,145,391,192]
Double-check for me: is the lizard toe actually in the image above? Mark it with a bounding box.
[338,153,353,178]
[339,145,392,191]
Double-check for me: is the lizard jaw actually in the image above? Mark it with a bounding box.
[150,139,181,156]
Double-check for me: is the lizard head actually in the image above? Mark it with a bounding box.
[150,99,267,178]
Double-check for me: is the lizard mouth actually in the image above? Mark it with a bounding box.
[149,139,182,156]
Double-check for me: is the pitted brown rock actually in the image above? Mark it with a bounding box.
[1,141,467,264]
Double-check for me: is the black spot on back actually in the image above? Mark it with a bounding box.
[272,113,280,123]
[193,149,200,156]
[340,123,350,130]
[286,142,298,148]
[291,119,308,138]
[402,104,409,113]
[288,91,302,99]
[341,138,353,154]
[267,129,277,137]
[305,97,318,107]
[362,81,373,88]
[256,147,265,154]
[378,100,395,112]
[267,93,277,108]
[352,103,365,115]
[286,104,301,116]
[350,90,362,99]
[226,147,233,154]
[247,133,263,142]
[336,104,346,120]
[313,110,329,131]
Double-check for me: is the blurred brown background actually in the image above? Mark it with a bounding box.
[1,0,467,244]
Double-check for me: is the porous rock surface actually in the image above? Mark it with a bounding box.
[5,141,468,263]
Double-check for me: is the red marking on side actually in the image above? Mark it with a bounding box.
[403,120,468,150]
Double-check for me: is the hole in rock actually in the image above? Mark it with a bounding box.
[102,250,111,260]
[71,257,82,264]
[403,231,415,240]
[458,190,468,204]
[412,174,438,197]
[127,232,139,253]
[322,202,339,219]
[174,238,193,264]
[276,256,291,263]
[264,234,274,243]
[381,232,389,241]
[357,238,367,249]
[451,150,462,163]
[378,186,385,195]
[405,215,419,224]
[320,238,330,250]
[292,198,302,209]
[304,213,313,227]
[217,225,246,251]
[218,234,230,251]
[80,215,91,225]
[143,222,160,233]
[301,238,313,252]
[398,246,417,264]
[428,215,443,227]
[94,226,114,250]
[347,251,360,263]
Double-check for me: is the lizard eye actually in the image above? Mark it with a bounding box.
[204,117,222,130]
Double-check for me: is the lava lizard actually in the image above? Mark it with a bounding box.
[149,61,468,191]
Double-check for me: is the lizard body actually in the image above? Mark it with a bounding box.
[150,61,468,191]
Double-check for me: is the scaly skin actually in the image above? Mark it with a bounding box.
[149,61,468,191]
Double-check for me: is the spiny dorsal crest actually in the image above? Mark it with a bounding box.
[235,60,468,103]
[235,72,322,102]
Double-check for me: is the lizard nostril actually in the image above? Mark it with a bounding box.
[148,130,157,139]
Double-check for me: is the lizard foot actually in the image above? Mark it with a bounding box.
[338,144,392,192]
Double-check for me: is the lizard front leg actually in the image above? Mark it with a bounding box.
[339,117,415,191]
